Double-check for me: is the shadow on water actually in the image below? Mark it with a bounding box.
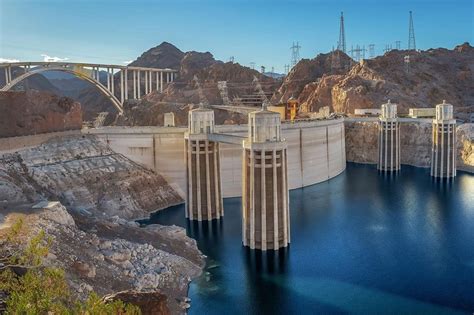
[242,246,290,276]
[186,219,224,245]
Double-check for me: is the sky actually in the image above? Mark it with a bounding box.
[0,0,472,73]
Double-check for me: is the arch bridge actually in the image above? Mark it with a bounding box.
[0,62,178,114]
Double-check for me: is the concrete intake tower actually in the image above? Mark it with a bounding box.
[377,100,400,171]
[431,100,456,178]
[242,103,290,250]
[184,105,223,220]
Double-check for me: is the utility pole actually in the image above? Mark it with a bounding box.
[337,12,346,53]
[408,11,416,50]
[290,42,301,68]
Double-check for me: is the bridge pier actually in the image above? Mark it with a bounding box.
[431,100,456,178]
[378,100,400,172]
[185,105,223,221]
[242,103,290,250]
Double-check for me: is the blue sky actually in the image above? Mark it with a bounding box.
[0,0,472,72]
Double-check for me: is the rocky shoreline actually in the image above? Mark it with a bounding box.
[0,135,205,314]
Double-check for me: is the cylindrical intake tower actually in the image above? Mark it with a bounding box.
[377,100,400,171]
[431,100,456,178]
[184,105,223,220]
[242,103,290,250]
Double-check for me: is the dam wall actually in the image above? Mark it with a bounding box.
[84,119,346,198]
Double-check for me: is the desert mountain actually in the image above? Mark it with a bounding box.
[271,50,353,104]
[293,43,474,116]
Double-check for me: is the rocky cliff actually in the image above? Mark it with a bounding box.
[457,124,474,173]
[345,121,473,172]
[0,90,82,138]
[0,135,182,218]
[286,43,474,116]
[115,96,248,127]
[0,201,203,314]
[272,50,352,105]
[132,44,279,106]
[0,135,204,313]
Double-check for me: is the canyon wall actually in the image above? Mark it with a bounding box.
[0,90,82,137]
[345,119,474,173]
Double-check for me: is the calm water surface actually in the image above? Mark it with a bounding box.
[146,163,474,314]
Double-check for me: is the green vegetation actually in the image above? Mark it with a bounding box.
[0,218,141,314]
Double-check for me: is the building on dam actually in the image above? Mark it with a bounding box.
[431,100,456,178]
[184,105,223,220]
[242,103,290,250]
[378,100,400,172]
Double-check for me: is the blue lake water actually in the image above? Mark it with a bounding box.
[146,163,474,314]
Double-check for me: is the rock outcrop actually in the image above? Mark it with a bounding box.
[115,98,247,127]
[272,51,352,105]
[0,134,204,313]
[0,90,82,137]
[0,201,204,314]
[0,135,182,219]
[457,123,474,172]
[295,43,474,115]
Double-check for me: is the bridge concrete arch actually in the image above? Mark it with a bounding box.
[1,67,124,114]
[1,61,178,116]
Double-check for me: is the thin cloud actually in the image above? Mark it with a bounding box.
[41,54,69,62]
[0,58,20,63]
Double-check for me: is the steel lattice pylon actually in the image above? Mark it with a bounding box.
[408,11,416,50]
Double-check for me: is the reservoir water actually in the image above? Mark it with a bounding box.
[146,163,474,314]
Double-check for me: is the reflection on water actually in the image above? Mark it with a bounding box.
[145,164,474,315]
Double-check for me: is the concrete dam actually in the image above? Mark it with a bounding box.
[84,118,347,199]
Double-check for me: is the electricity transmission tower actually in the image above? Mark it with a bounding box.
[349,45,366,62]
[408,11,416,50]
[284,64,290,74]
[395,41,401,50]
[250,62,255,70]
[337,12,346,53]
[290,42,301,68]
[368,44,375,58]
